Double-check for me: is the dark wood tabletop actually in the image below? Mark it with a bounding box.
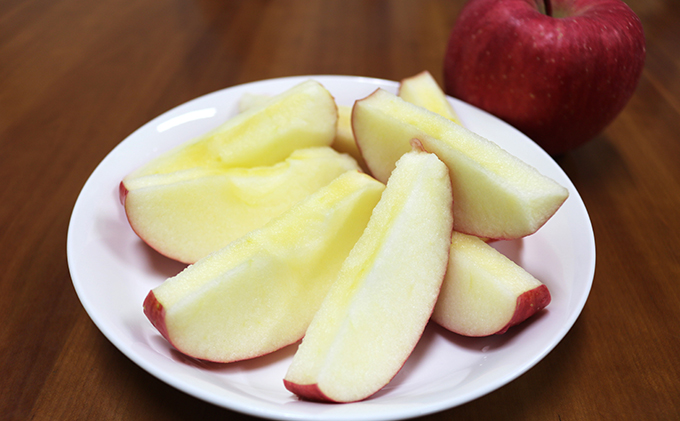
[2,0,678,419]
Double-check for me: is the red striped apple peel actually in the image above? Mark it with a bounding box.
[443,0,646,155]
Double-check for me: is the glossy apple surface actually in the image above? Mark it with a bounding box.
[443,0,645,155]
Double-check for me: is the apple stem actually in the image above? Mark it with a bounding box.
[543,0,552,17]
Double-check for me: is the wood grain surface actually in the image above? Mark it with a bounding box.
[1,0,678,419]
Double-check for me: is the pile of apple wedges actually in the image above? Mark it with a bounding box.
[122,72,568,403]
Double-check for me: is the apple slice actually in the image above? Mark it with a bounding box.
[398,70,462,125]
[237,92,271,113]
[432,231,550,336]
[332,104,368,172]
[125,80,338,180]
[336,70,462,173]
[284,146,454,403]
[235,92,368,173]
[352,88,569,240]
[122,147,360,264]
[143,171,384,363]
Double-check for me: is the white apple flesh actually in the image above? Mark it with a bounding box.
[432,232,551,336]
[284,146,454,403]
[352,88,569,240]
[443,0,646,155]
[398,70,462,125]
[125,79,338,180]
[143,171,385,363]
[121,147,360,264]
[332,104,369,172]
[235,92,369,173]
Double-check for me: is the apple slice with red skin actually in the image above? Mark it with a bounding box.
[143,171,384,363]
[120,147,360,264]
[284,145,454,403]
[432,231,551,337]
[352,88,569,240]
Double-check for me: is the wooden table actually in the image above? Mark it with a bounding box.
[2,0,678,419]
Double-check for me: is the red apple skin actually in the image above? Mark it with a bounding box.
[283,380,339,403]
[284,254,451,403]
[443,0,646,155]
[119,181,128,206]
[438,284,551,337]
[119,182,186,263]
[143,291,171,343]
[144,290,309,363]
[495,284,551,335]
[283,356,411,403]
[284,274,448,403]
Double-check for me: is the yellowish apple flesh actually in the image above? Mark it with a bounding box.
[352,88,569,240]
[237,92,271,113]
[122,147,360,264]
[432,232,551,336]
[125,80,338,180]
[336,72,460,172]
[398,70,463,125]
[236,91,368,172]
[143,171,385,363]
[332,105,369,172]
[284,147,454,403]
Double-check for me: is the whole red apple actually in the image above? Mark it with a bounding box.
[443,0,645,155]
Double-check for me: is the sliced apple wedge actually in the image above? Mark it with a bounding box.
[236,92,368,173]
[126,80,338,180]
[352,88,568,240]
[284,146,454,403]
[237,92,271,113]
[332,104,368,172]
[122,147,360,264]
[398,70,462,125]
[143,171,384,363]
[432,232,551,337]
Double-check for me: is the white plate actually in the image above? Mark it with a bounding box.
[67,75,595,420]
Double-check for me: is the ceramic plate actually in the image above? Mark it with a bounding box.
[67,75,595,420]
